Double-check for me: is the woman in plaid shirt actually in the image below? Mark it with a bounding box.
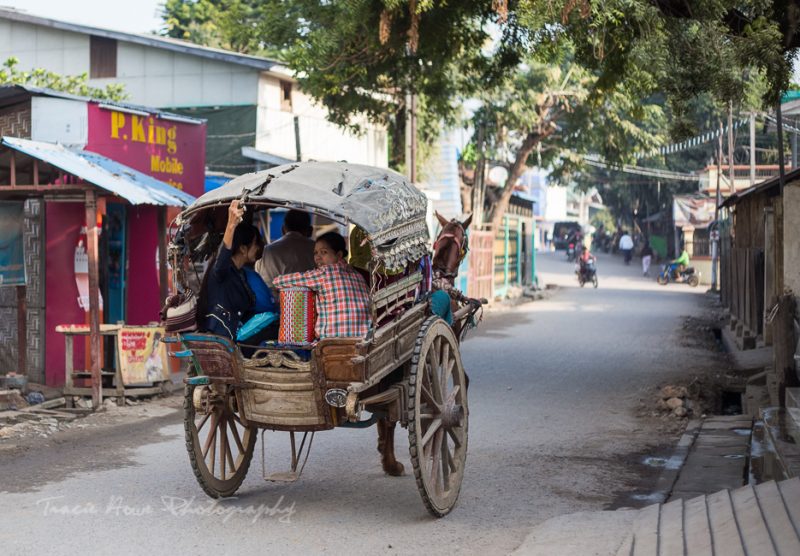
[273,232,371,339]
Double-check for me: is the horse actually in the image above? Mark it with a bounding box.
[376,211,473,477]
[432,211,472,288]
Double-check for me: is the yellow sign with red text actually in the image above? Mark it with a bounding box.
[117,326,169,385]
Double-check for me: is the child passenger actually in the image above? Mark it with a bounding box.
[273,232,371,339]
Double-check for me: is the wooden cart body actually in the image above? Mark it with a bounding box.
[179,277,428,432]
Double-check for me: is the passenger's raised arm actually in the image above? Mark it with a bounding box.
[223,200,244,249]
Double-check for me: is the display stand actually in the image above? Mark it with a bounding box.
[56,324,164,407]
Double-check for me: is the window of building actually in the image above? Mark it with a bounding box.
[90,36,117,78]
[280,80,293,111]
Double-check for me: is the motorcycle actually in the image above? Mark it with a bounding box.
[577,259,599,288]
[566,242,577,262]
[657,264,700,287]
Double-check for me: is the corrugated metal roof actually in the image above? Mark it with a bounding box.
[2,136,196,207]
[0,7,280,72]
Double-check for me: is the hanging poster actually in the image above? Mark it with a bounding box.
[75,224,104,312]
[117,327,169,384]
[0,201,25,287]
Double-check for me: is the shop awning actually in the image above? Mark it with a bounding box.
[1,136,196,206]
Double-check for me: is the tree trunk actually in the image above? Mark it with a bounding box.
[488,131,544,232]
[459,169,473,215]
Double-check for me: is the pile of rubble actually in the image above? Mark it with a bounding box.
[1,387,125,441]
[0,391,79,440]
[656,385,693,419]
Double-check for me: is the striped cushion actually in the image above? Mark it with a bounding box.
[278,288,316,344]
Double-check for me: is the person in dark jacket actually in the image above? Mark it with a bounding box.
[640,241,654,277]
[197,200,265,340]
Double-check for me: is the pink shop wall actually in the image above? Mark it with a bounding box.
[44,202,85,386]
[125,205,161,326]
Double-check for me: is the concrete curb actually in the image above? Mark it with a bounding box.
[509,509,638,555]
[648,418,702,504]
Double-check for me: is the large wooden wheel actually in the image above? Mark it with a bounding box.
[184,384,256,498]
[408,316,469,517]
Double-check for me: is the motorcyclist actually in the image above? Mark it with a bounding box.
[578,245,596,279]
[669,249,690,280]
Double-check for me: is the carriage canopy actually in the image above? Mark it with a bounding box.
[177,161,430,268]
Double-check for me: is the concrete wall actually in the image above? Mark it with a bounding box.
[0,20,89,75]
[784,185,800,297]
[94,42,259,107]
[0,20,259,107]
[691,257,717,286]
[255,73,388,167]
[31,97,87,147]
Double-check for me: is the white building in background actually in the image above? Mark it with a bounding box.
[519,167,569,248]
[0,7,388,173]
[418,129,465,220]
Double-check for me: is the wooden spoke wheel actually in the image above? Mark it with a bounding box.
[184,384,256,498]
[408,317,469,517]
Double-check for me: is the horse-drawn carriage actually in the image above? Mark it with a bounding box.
[167,162,481,517]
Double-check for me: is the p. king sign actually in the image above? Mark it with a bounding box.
[86,104,207,198]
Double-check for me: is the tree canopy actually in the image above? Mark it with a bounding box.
[159,1,798,231]
[518,0,793,137]
[469,47,665,230]
[161,1,524,168]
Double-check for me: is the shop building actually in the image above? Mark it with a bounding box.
[0,85,202,388]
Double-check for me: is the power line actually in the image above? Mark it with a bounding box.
[634,118,749,159]
[762,114,800,136]
[583,155,698,181]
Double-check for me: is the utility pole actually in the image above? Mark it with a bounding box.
[711,120,724,292]
[293,116,302,162]
[750,112,756,186]
[403,93,418,183]
[777,99,786,194]
[728,102,735,192]
[404,92,413,182]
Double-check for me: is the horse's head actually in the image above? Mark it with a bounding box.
[432,211,473,282]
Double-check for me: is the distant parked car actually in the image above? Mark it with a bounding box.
[552,221,582,250]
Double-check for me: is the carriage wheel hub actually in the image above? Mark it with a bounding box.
[441,402,463,428]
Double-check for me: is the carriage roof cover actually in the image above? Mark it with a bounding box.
[178,161,431,268]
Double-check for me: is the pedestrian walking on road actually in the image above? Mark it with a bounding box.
[640,241,653,277]
[619,230,634,265]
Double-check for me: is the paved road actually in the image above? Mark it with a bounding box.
[0,251,712,555]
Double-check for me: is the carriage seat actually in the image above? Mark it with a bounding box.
[178,333,242,380]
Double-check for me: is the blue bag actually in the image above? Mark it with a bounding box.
[237,311,279,341]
